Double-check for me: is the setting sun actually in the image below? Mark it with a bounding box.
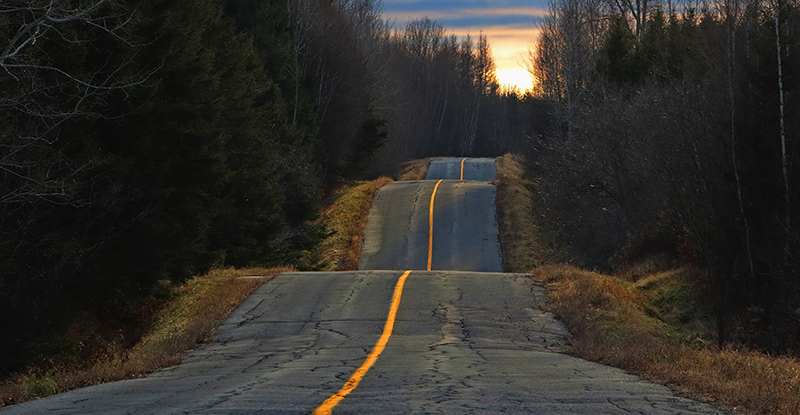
[497,68,532,93]
[381,3,544,94]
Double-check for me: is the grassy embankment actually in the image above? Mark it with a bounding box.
[494,154,559,272]
[495,154,800,415]
[305,177,394,271]
[0,267,290,406]
[0,173,399,407]
[396,157,434,181]
[302,157,435,270]
[534,265,800,414]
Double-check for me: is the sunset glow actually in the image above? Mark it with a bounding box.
[383,2,546,93]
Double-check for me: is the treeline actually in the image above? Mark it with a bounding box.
[0,0,528,374]
[530,0,800,351]
[0,0,319,374]
[375,18,527,162]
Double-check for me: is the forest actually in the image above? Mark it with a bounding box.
[530,0,800,352]
[5,0,800,379]
[0,0,532,374]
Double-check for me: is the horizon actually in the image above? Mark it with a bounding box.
[381,0,548,92]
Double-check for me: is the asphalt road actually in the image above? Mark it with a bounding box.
[2,158,730,414]
[358,180,502,272]
[426,158,497,181]
[1,271,726,414]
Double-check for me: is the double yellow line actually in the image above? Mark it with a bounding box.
[314,176,449,414]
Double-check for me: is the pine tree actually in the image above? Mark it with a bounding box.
[86,0,293,288]
[600,15,645,83]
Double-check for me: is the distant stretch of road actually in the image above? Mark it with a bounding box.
[1,158,729,414]
[425,157,497,181]
[359,157,501,271]
[358,180,502,272]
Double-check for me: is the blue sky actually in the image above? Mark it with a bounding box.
[382,0,549,91]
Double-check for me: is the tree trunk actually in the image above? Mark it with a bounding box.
[775,0,790,263]
[726,0,755,278]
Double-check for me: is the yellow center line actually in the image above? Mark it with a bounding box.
[428,179,443,271]
[460,158,466,180]
[313,270,413,415]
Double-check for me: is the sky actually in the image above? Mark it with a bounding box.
[381,0,549,92]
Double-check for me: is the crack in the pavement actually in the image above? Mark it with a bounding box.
[400,183,424,269]
[236,298,266,327]
[341,275,364,306]
[608,398,637,413]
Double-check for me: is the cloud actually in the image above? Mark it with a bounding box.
[383,6,549,26]
[383,0,546,9]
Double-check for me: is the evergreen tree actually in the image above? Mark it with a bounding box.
[599,15,645,83]
[88,0,292,289]
[0,0,306,371]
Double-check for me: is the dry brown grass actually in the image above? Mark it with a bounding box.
[0,266,291,407]
[395,157,441,181]
[310,177,393,271]
[2,173,395,406]
[532,264,800,414]
[494,153,556,272]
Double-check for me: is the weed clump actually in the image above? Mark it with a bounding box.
[23,374,58,398]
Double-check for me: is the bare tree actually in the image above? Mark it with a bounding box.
[715,0,755,278]
[1,0,156,207]
[460,33,498,155]
[286,0,323,124]
[339,0,397,113]
[609,0,652,42]
[530,0,606,140]
[773,0,791,263]
[1,0,111,66]
[0,0,163,365]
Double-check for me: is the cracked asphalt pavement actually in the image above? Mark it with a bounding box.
[1,158,732,414]
[426,158,498,181]
[358,180,502,272]
[0,271,728,414]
